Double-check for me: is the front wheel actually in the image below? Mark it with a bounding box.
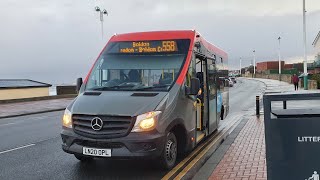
[159,132,178,170]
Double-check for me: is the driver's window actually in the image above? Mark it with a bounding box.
[91,59,105,86]
[92,69,109,86]
[93,69,101,86]
[102,70,108,82]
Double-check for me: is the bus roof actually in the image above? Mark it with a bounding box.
[198,34,228,60]
[110,30,195,42]
[110,30,228,60]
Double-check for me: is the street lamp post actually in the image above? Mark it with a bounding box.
[249,60,253,78]
[95,6,108,40]
[253,50,256,77]
[278,37,282,80]
[302,0,308,90]
[240,57,242,77]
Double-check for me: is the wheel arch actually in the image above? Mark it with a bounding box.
[166,118,190,155]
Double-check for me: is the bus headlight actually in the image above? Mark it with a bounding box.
[62,109,72,128]
[131,111,161,132]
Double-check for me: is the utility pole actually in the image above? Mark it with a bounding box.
[303,0,308,89]
[253,50,256,77]
[278,37,282,75]
[240,57,242,77]
[95,6,108,40]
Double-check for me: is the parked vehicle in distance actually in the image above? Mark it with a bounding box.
[230,77,236,83]
[226,78,233,87]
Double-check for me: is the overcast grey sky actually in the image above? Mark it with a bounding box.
[0,0,320,84]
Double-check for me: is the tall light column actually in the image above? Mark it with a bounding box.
[253,50,256,76]
[303,0,308,90]
[240,57,242,76]
[95,6,108,40]
[278,37,282,75]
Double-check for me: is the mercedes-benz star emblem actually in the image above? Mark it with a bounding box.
[91,117,103,131]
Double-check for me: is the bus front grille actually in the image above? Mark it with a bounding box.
[72,114,134,139]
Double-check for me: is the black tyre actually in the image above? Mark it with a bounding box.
[74,154,93,162]
[159,132,178,170]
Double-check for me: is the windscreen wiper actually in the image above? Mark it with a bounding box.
[133,84,170,90]
[90,84,135,91]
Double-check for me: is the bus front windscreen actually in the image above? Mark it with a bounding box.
[85,39,190,91]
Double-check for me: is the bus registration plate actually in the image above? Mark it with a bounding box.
[83,147,111,157]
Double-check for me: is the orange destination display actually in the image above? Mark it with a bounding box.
[119,40,178,53]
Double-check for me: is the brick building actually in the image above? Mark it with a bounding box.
[284,64,293,69]
[256,61,285,73]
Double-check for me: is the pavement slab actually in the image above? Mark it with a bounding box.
[249,78,319,94]
[0,98,74,118]
[195,78,319,180]
[208,116,267,180]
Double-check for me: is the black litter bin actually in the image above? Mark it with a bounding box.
[263,93,320,180]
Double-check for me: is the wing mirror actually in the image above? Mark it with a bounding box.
[76,78,83,93]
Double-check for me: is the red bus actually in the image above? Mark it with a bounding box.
[61,30,229,169]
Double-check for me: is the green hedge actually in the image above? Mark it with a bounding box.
[311,74,320,89]
[268,69,298,75]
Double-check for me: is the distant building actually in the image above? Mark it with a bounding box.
[293,63,304,72]
[256,61,285,73]
[0,79,51,100]
[284,64,293,69]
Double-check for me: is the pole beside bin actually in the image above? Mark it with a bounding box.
[256,96,260,116]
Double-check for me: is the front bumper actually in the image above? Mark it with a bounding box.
[61,127,166,159]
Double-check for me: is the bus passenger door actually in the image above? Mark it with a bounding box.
[207,68,218,134]
[194,57,207,143]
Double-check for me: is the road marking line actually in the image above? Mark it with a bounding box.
[0,115,52,126]
[174,117,242,179]
[162,115,239,180]
[161,133,219,180]
[174,133,225,180]
[0,122,18,127]
[0,144,35,155]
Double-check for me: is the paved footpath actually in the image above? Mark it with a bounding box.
[0,98,74,118]
[252,78,319,94]
[194,78,319,180]
[208,115,267,180]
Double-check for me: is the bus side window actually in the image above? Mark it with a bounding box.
[225,79,229,87]
[219,77,224,90]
